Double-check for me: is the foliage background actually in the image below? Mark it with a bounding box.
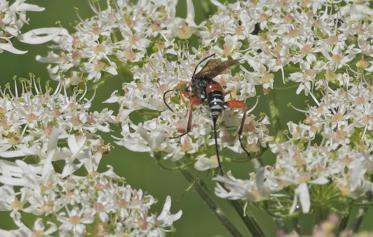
[0,0,372,236]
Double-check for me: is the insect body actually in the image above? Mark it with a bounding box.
[163,54,250,174]
[206,80,225,118]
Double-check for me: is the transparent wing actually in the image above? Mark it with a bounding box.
[193,59,237,80]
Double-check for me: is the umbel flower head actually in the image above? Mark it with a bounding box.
[0,74,182,236]
[0,159,182,237]
[105,49,271,171]
[0,78,115,173]
[36,0,373,216]
[36,0,196,82]
[215,80,373,215]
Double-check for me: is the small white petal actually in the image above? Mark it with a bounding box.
[0,161,27,185]
[47,128,60,152]
[13,3,44,12]
[350,161,365,191]
[116,139,151,152]
[67,135,86,154]
[0,43,27,54]
[0,148,37,158]
[157,196,182,227]
[296,183,310,213]
[106,65,118,75]
[19,28,69,44]
[194,155,218,171]
[103,90,120,103]
[185,0,196,26]
[210,0,225,9]
[0,229,12,237]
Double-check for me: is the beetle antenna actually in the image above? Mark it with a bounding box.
[163,89,176,112]
[192,53,216,78]
[238,110,252,159]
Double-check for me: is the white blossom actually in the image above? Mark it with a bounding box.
[0,0,66,54]
[0,79,114,172]
[0,160,181,236]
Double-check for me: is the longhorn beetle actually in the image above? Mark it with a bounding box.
[163,54,251,174]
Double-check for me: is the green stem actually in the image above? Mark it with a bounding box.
[291,216,301,235]
[180,169,243,237]
[185,169,265,236]
[268,90,282,134]
[352,206,369,232]
[337,214,349,235]
[351,194,372,233]
[230,200,266,237]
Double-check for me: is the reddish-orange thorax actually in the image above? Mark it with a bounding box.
[206,81,223,94]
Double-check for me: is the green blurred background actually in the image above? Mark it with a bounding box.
[1,0,372,236]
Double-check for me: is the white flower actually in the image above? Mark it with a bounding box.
[0,0,66,54]
[19,27,69,44]
[0,159,181,236]
[194,154,219,171]
[13,217,58,237]
[214,170,275,201]
[0,79,115,172]
[290,183,310,214]
[58,207,94,236]
[157,196,182,227]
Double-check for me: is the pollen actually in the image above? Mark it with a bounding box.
[356,58,369,69]
[69,215,81,225]
[95,202,105,212]
[334,129,347,141]
[124,48,136,61]
[301,44,313,55]
[137,218,148,230]
[94,44,105,53]
[31,230,44,237]
[332,54,342,64]
[11,199,23,210]
[94,61,106,72]
[116,199,129,208]
[327,35,338,45]
[177,23,193,40]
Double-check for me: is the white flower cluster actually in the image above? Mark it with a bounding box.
[36,0,372,215]
[200,0,373,93]
[0,0,67,54]
[0,79,182,236]
[36,0,196,82]
[106,50,271,168]
[0,160,181,237]
[0,79,114,172]
[216,80,372,213]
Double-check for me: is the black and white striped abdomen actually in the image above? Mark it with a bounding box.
[208,91,225,117]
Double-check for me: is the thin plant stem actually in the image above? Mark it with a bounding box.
[180,169,243,237]
[181,168,266,236]
[352,193,372,233]
[268,90,282,134]
[352,208,366,233]
[230,200,266,237]
[337,214,349,235]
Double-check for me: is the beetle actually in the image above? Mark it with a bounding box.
[163,54,251,174]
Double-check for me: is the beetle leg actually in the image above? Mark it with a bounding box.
[163,89,176,112]
[163,81,191,112]
[226,100,252,159]
[172,99,194,139]
[226,99,246,109]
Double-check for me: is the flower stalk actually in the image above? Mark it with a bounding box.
[179,169,243,236]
